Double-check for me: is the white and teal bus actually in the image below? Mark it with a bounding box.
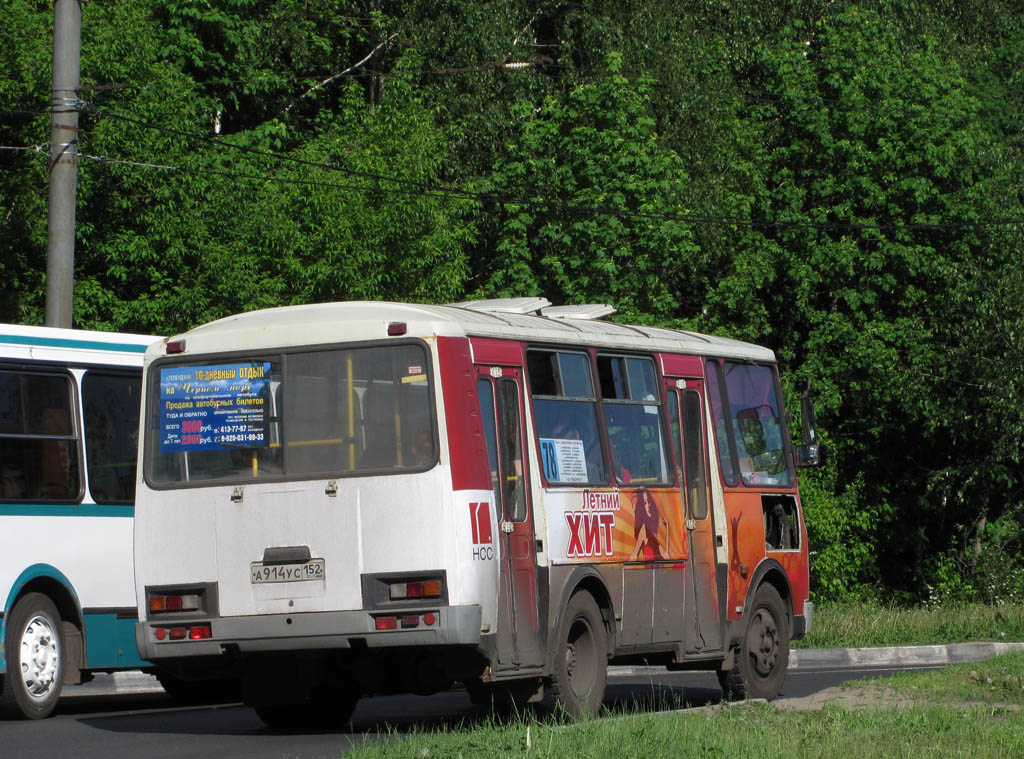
[0,323,157,719]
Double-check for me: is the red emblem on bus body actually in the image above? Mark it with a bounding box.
[469,502,492,545]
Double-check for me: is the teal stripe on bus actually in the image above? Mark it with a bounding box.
[0,333,150,353]
[83,611,147,669]
[0,504,135,518]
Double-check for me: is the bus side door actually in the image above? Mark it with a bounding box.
[665,379,724,654]
[475,368,543,670]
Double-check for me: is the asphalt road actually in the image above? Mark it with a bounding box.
[0,659,969,759]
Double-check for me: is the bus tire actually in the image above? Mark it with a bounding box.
[545,591,607,719]
[0,593,65,719]
[718,583,789,701]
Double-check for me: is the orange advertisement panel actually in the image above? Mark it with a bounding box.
[546,486,687,564]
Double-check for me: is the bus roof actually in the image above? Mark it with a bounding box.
[152,300,776,363]
[0,323,158,367]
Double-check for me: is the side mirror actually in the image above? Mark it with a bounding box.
[795,442,820,467]
[796,397,820,467]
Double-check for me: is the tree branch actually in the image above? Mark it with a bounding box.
[283,33,399,116]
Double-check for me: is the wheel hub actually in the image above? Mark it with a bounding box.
[19,615,60,701]
[747,608,779,676]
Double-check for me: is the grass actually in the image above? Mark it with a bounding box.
[343,653,1024,759]
[794,601,1024,648]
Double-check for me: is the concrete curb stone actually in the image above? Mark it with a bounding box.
[788,640,1024,670]
[608,640,1024,677]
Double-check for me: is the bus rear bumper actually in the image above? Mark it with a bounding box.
[136,604,482,661]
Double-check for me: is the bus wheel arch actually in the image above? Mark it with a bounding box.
[3,574,87,699]
[548,570,615,665]
[0,590,77,719]
[719,568,792,702]
[544,574,613,719]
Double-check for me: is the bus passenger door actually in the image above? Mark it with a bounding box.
[666,380,723,654]
[476,370,543,670]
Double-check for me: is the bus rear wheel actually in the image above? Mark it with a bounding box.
[545,591,607,720]
[718,583,789,701]
[0,593,65,719]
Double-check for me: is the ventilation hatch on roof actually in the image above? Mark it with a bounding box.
[449,297,552,315]
[541,304,617,320]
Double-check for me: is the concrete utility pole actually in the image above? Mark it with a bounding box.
[45,0,82,329]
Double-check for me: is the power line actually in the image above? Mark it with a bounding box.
[76,104,1024,233]
[0,144,48,153]
[8,106,1024,234]
[79,101,480,200]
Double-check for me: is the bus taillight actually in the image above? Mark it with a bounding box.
[374,612,438,631]
[149,593,201,614]
[389,580,443,600]
[152,624,212,641]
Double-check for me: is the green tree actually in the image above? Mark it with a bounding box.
[475,53,697,323]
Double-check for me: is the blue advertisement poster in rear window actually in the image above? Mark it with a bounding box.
[159,363,272,452]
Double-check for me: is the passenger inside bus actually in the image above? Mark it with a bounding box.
[0,440,27,498]
[411,428,434,467]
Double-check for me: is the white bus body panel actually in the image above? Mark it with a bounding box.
[135,469,500,628]
[1,516,135,609]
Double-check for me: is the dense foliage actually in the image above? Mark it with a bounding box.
[2,1,1022,604]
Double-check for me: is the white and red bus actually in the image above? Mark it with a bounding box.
[133,298,817,726]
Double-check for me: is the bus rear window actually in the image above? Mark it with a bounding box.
[148,343,435,485]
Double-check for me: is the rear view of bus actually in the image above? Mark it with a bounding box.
[135,304,489,727]
[134,300,816,727]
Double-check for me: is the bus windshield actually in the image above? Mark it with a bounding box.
[147,342,435,485]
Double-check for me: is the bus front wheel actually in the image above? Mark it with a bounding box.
[718,583,790,701]
[0,593,66,719]
[545,591,607,719]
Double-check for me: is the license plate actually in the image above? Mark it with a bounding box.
[250,559,325,584]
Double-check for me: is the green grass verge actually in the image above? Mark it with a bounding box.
[345,654,1024,759]
[794,602,1024,648]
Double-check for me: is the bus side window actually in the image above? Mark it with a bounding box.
[527,350,606,485]
[722,362,792,488]
[597,355,670,486]
[84,373,141,504]
[476,378,501,506]
[0,370,80,501]
[706,361,739,487]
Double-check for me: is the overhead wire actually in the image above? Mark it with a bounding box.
[3,104,1023,233]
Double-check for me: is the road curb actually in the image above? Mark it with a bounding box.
[607,641,1024,678]
[788,640,1024,670]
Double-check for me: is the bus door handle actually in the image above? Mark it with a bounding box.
[500,520,514,534]
[685,518,696,531]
